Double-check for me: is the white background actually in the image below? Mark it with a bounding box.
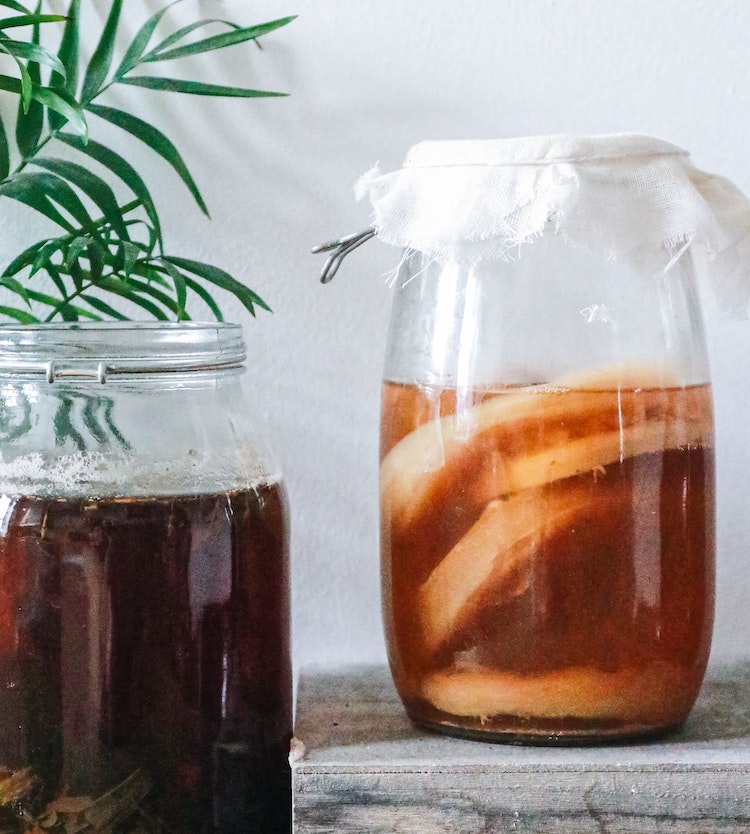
[2,0,750,674]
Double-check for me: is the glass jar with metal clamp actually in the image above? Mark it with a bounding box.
[313,133,750,744]
[0,322,291,832]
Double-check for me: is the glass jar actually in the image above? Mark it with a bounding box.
[380,238,715,743]
[352,133,730,745]
[0,323,291,831]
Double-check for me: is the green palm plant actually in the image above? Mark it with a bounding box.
[0,0,294,323]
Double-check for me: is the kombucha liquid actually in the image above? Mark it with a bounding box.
[380,378,715,742]
[0,484,291,832]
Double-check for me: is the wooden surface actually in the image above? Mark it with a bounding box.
[292,663,750,833]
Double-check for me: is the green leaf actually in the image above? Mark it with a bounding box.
[120,240,140,277]
[62,234,91,269]
[15,33,42,157]
[182,274,223,321]
[142,266,170,289]
[0,174,75,231]
[33,171,93,228]
[30,237,64,276]
[117,76,287,98]
[8,239,60,286]
[0,71,19,92]
[141,19,240,60]
[26,286,73,309]
[3,170,95,231]
[39,255,68,299]
[69,255,83,291]
[7,70,25,115]
[13,51,32,112]
[81,0,122,102]
[125,270,180,312]
[115,0,181,78]
[49,0,80,115]
[0,14,65,30]
[0,74,86,134]
[96,275,170,319]
[87,241,104,283]
[80,293,128,320]
[58,132,162,243]
[162,256,271,316]
[0,37,66,76]
[143,16,296,62]
[159,258,187,319]
[0,304,38,323]
[86,102,208,215]
[0,2,32,13]
[0,275,30,305]
[0,113,9,178]
[2,237,50,276]
[32,156,129,239]
[121,220,158,258]
[31,85,87,137]
[0,74,84,133]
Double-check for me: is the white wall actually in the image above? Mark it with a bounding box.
[3,0,750,673]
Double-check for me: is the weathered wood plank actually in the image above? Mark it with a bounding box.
[292,663,750,833]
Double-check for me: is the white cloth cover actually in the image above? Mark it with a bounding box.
[355,134,750,310]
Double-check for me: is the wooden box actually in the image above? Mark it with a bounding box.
[292,663,750,833]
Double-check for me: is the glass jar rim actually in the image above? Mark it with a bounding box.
[0,321,246,382]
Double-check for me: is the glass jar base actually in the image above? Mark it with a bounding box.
[408,707,686,747]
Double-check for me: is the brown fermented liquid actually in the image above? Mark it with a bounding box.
[381,379,715,742]
[0,484,291,832]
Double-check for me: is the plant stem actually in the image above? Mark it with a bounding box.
[43,273,104,321]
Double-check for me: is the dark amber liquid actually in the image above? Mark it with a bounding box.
[381,381,715,742]
[0,485,291,832]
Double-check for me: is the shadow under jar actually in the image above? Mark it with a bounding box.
[379,203,716,744]
[0,323,291,832]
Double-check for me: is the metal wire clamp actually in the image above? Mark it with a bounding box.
[312,228,376,284]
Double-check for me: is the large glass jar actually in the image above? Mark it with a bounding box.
[370,136,723,743]
[0,323,291,832]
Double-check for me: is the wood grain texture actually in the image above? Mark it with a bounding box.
[292,663,750,833]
